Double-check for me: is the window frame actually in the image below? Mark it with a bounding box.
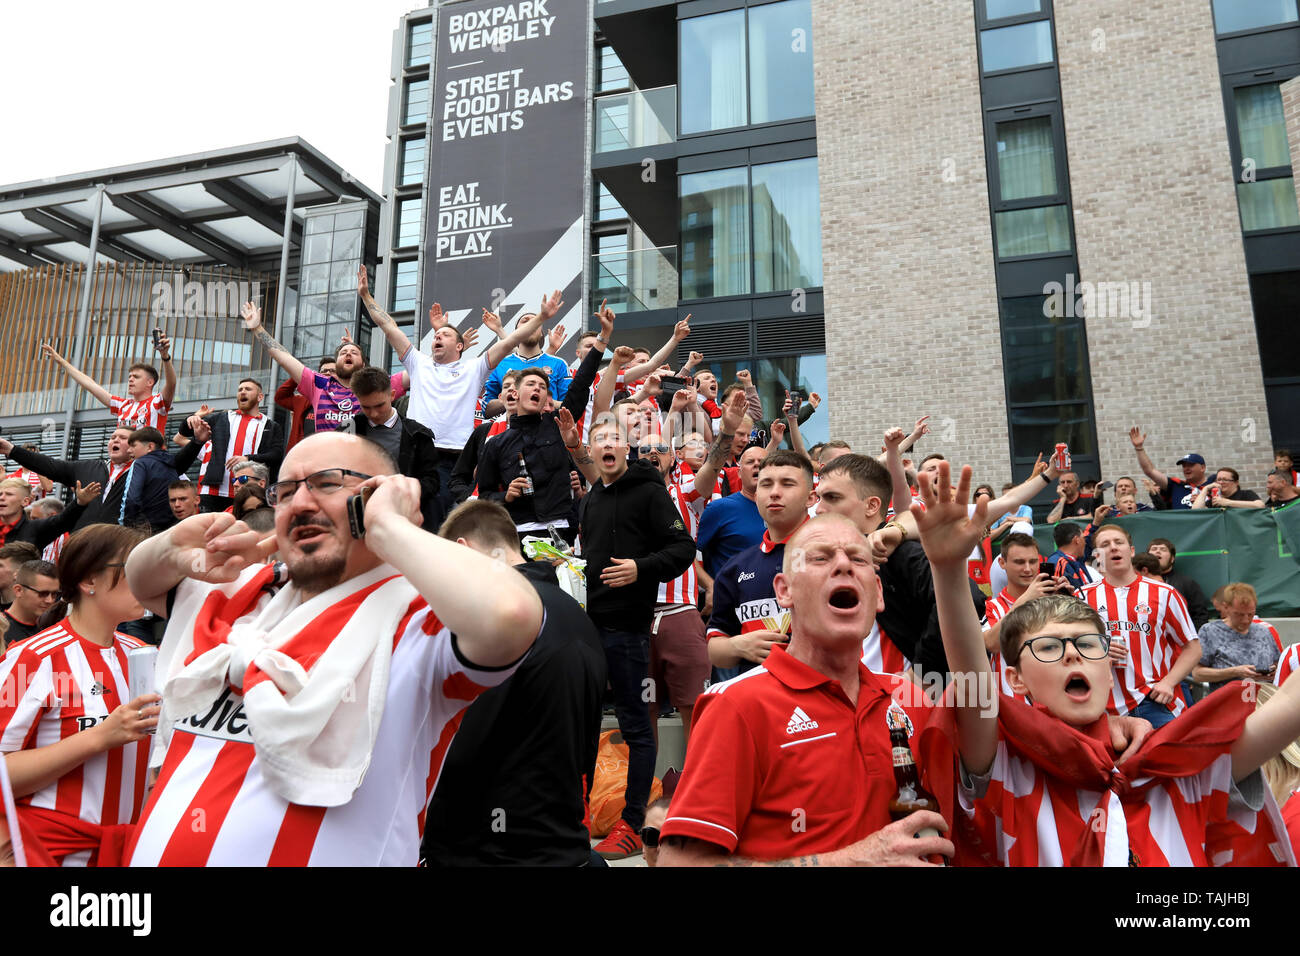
[1211,0,1300,38]
[975,7,1057,78]
[1220,67,1300,235]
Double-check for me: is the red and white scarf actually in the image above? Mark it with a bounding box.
[157,562,420,806]
[918,683,1295,867]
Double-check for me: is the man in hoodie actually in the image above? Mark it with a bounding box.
[0,428,136,531]
[561,411,696,859]
[474,325,605,542]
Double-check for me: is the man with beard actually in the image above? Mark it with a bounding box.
[1145,537,1210,631]
[178,378,284,512]
[123,432,544,866]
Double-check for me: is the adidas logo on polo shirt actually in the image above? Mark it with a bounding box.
[786,707,819,734]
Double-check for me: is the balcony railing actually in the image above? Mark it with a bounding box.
[592,245,678,314]
[594,86,676,152]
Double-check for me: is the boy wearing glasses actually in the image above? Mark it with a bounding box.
[2,560,59,649]
[912,464,1299,867]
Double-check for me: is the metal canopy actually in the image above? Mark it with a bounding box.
[0,138,380,273]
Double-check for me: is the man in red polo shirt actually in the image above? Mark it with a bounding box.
[659,513,953,866]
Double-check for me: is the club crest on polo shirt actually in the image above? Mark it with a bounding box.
[886,702,914,738]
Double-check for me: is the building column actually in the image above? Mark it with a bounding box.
[58,184,105,459]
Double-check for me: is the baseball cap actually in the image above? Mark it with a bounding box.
[1176,453,1205,466]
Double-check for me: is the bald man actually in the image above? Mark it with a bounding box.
[124,432,544,866]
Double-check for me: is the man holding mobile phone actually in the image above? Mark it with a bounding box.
[1191,582,1280,693]
[981,533,1078,700]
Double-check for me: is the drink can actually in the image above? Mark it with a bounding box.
[126,646,159,733]
[1053,443,1071,471]
[1208,486,1219,505]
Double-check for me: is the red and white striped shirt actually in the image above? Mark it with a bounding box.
[1255,617,1283,653]
[983,588,1028,702]
[0,623,150,865]
[960,739,1253,866]
[110,392,170,432]
[861,621,909,675]
[1277,644,1299,686]
[42,533,67,565]
[200,411,267,498]
[1079,577,1196,717]
[103,461,131,503]
[657,463,705,607]
[126,596,520,867]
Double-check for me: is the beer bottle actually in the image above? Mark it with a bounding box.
[517,452,535,496]
[888,726,947,865]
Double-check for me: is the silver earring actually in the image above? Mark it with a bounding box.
[88,588,95,595]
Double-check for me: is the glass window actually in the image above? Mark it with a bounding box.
[1003,296,1090,405]
[305,214,334,235]
[397,197,422,248]
[680,10,747,135]
[752,157,822,293]
[302,263,330,296]
[1010,403,1095,456]
[995,205,1071,257]
[404,79,430,126]
[330,260,356,294]
[303,232,332,265]
[331,228,362,263]
[392,259,419,312]
[996,116,1057,201]
[1249,270,1300,381]
[596,184,626,221]
[328,293,354,328]
[407,20,433,67]
[748,0,814,125]
[1213,0,1297,33]
[598,45,629,92]
[980,20,1054,72]
[1235,84,1293,170]
[399,139,426,187]
[1237,178,1300,230]
[335,209,364,231]
[681,167,751,298]
[984,0,1042,18]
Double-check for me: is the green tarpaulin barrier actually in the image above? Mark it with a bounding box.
[1030,503,1300,617]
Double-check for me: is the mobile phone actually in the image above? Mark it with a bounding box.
[657,374,691,411]
[1039,560,1057,579]
[346,487,373,539]
[152,328,163,349]
[789,389,805,406]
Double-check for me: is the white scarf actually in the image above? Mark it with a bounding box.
[156,563,419,806]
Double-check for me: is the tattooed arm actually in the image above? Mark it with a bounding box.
[240,301,305,386]
[693,388,745,495]
[557,408,599,486]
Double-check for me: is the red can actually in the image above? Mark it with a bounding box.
[1053,443,1071,471]
[1208,486,1220,505]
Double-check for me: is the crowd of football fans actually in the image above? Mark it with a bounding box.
[1,265,1299,869]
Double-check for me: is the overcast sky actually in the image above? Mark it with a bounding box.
[0,0,429,193]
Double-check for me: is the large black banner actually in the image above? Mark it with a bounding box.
[419,0,588,353]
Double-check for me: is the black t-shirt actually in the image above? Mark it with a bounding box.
[420,564,607,866]
[1054,493,1095,517]
[1227,488,1260,501]
[1,610,40,650]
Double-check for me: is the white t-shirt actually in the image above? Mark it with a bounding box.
[402,348,491,451]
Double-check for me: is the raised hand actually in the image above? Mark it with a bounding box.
[356,265,371,299]
[429,302,448,331]
[594,298,615,341]
[735,369,752,387]
[155,330,173,361]
[687,350,703,368]
[782,390,794,419]
[74,480,102,505]
[557,408,581,447]
[191,414,213,444]
[611,345,636,368]
[644,372,664,397]
[672,315,692,342]
[670,387,694,414]
[538,289,564,322]
[462,326,480,352]
[883,427,907,452]
[40,343,64,362]
[1129,426,1146,449]
[808,392,822,409]
[1094,503,1111,525]
[548,323,566,354]
[240,301,263,332]
[770,420,787,445]
[1030,452,1046,478]
[911,461,989,568]
[720,388,747,435]
[909,415,931,441]
[480,308,503,338]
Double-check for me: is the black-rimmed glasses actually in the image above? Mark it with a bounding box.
[1016,633,1111,664]
[267,468,372,507]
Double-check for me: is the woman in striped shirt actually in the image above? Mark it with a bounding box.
[0,524,160,866]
